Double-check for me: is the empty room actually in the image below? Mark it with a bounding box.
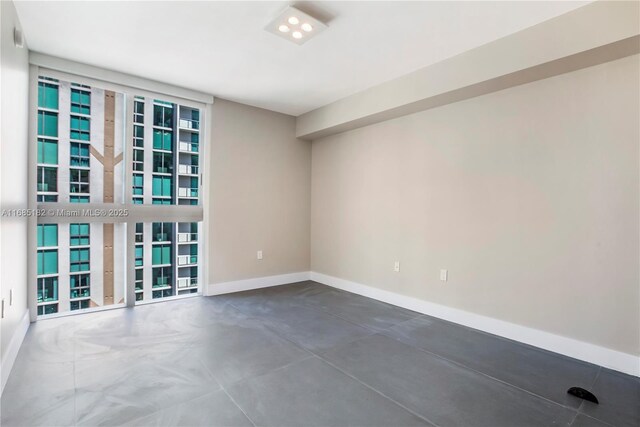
[0,1,639,426]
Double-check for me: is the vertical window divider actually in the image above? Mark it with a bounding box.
[28,65,40,322]
[124,95,136,308]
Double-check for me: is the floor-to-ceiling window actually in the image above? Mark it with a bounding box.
[30,68,206,319]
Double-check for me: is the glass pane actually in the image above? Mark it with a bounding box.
[36,222,126,317]
[131,97,202,205]
[38,82,59,110]
[37,76,125,204]
[38,111,58,137]
[37,250,58,275]
[37,224,57,247]
[38,138,58,164]
[135,222,202,303]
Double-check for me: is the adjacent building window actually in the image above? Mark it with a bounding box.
[37,277,58,303]
[70,248,90,272]
[37,167,57,195]
[38,110,58,138]
[70,88,91,115]
[70,300,90,311]
[152,245,172,266]
[37,224,59,315]
[70,115,90,141]
[135,222,144,301]
[70,142,90,167]
[38,138,58,165]
[135,246,144,267]
[153,152,173,174]
[133,99,144,124]
[153,102,173,128]
[133,174,144,197]
[38,82,59,110]
[152,222,173,242]
[37,78,59,204]
[69,274,90,299]
[153,130,173,151]
[152,176,172,201]
[70,169,90,196]
[70,223,90,246]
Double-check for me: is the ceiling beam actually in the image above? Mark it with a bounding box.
[296,1,640,141]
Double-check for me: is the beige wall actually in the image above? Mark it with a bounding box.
[1,0,30,379]
[209,99,311,284]
[311,55,640,356]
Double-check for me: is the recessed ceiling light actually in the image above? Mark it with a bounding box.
[265,6,328,45]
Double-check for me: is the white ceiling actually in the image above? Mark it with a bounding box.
[15,1,589,116]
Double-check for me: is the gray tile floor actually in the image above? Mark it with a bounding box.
[2,281,638,427]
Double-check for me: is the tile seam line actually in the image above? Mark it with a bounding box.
[311,353,440,427]
[222,283,391,335]
[219,384,258,427]
[295,296,423,335]
[573,367,617,427]
[221,299,317,357]
[380,330,587,414]
[222,296,375,358]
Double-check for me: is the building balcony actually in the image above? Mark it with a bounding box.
[178,164,199,175]
[177,277,198,289]
[179,118,200,130]
[177,255,197,266]
[178,187,199,198]
[179,141,199,153]
[177,232,197,243]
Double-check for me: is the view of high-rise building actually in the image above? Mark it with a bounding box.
[36,76,202,316]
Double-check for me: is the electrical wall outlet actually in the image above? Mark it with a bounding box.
[257,250,263,260]
[394,261,400,272]
[440,269,448,281]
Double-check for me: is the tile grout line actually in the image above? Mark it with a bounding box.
[222,298,350,359]
[297,298,423,335]
[574,366,599,417]
[219,385,258,427]
[222,300,318,357]
[208,298,341,389]
[310,353,440,427]
[214,353,318,427]
[219,284,394,338]
[379,330,588,414]
[290,286,424,332]
[567,411,580,427]
[569,367,619,427]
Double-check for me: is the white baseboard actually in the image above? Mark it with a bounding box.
[1,309,30,394]
[310,271,640,377]
[207,271,311,296]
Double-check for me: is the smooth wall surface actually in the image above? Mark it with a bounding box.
[311,55,640,356]
[209,99,311,284]
[0,0,30,375]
